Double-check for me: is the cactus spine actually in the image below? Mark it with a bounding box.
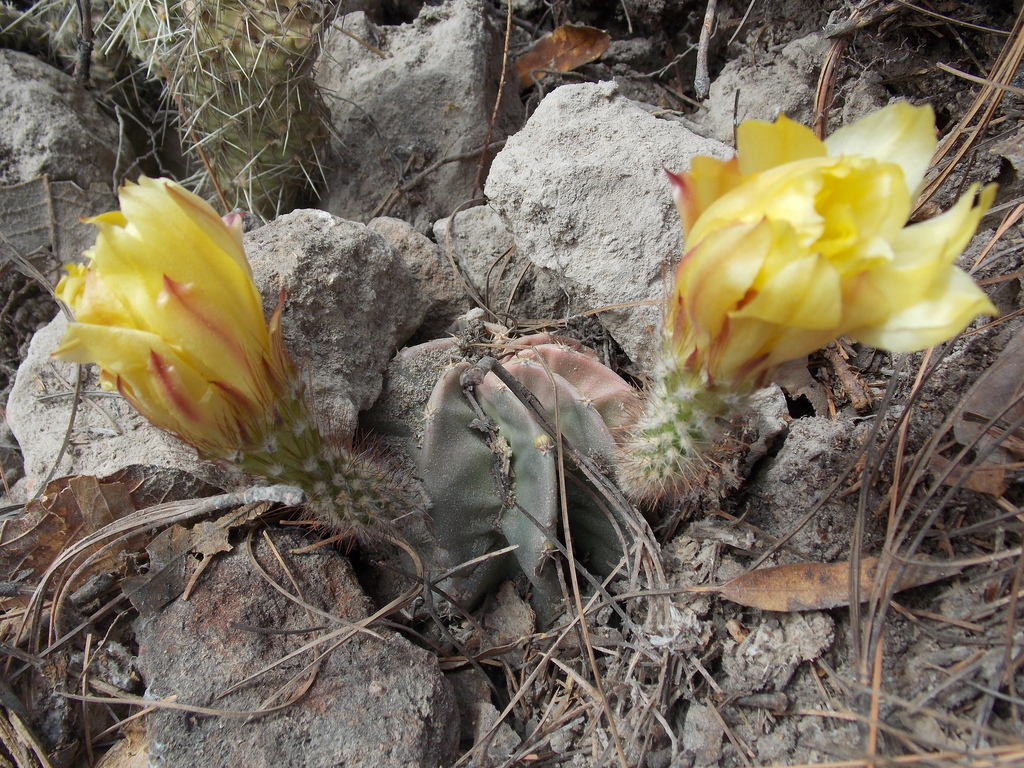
[2,0,332,219]
[228,375,407,537]
[171,0,332,218]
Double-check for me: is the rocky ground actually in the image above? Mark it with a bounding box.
[1,0,1023,766]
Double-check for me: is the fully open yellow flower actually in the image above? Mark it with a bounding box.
[53,176,294,460]
[667,102,996,389]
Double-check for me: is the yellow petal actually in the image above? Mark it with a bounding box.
[669,156,743,237]
[824,102,936,197]
[880,183,995,307]
[673,220,771,341]
[691,160,826,250]
[813,160,909,267]
[83,187,266,341]
[708,315,776,384]
[84,210,128,228]
[55,322,241,448]
[121,177,253,278]
[109,181,261,314]
[665,103,995,390]
[736,113,826,175]
[55,264,87,308]
[52,176,305,465]
[155,275,269,394]
[732,250,842,330]
[852,268,996,352]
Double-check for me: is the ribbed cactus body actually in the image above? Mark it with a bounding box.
[417,335,642,625]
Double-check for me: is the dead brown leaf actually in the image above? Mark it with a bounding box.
[515,24,610,90]
[122,525,193,617]
[953,323,1024,458]
[929,453,1009,497]
[0,476,138,584]
[121,511,237,616]
[689,557,963,611]
[190,521,232,558]
[0,177,114,265]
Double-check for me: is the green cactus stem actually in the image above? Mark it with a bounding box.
[2,0,332,219]
[225,376,408,538]
[171,0,332,218]
[416,334,644,626]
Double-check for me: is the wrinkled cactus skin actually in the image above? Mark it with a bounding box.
[416,333,642,625]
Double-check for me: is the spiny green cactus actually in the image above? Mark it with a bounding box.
[229,377,408,536]
[417,333,643,626]
[1,0,331,219]
[170,0,332,218]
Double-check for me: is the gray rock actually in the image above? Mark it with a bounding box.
[364,336,462,446]
[245,210,429,436]
[484,81,731,372]
[698,33,830,143]
[5,313,235,496]
[721,612,835,694]
[136,526,458,768]
[681,703,724,767]
[432,205,567,324]
[447,669,520,761]
[743,417,866,561]
[368,216,470,337]
[0,49,132,189]
[318,0,524,230]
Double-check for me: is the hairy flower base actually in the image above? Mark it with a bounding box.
[618,351,747,503]
[302,448,412,537]
[226,380,406,536]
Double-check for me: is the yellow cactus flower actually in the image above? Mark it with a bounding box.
[53,176,294,460]
[619,103,997,504]
[51,176,406,534]
[667,101,996,389]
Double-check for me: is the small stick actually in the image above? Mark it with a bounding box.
[74,0,93,86]
[694,0,717,100]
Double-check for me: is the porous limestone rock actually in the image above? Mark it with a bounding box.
[368,215,470,337]
[136,527,458,768]
[697,33,830,143]
[0,49,132,189]
[432,205,566,325]
[245,209,429,437]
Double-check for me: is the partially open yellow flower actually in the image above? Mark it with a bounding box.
[668,102,996,389]
[53,176,294,460]
[51,176,408,534]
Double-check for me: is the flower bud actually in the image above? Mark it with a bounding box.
[53,177,405,535]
